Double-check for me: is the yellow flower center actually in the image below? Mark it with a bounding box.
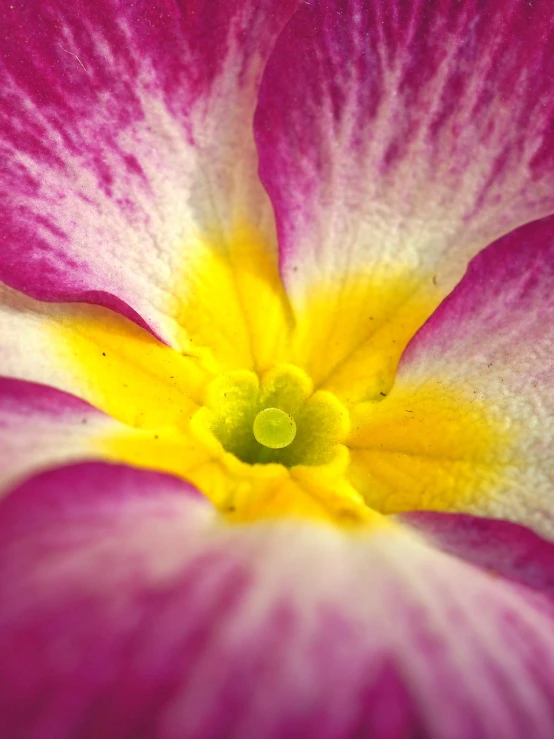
[49,225,510,529]
[194,364,348,466]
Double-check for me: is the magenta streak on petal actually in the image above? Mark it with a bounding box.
[400,214,554,368]
[0,375,103,421]
[0,377,116,492]
[402,512,554,617]
[55,291,158,336]
[0,461,206,532]
[255,0,554,285]
[0,0,298,341]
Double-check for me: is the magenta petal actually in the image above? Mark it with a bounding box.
[256,0,554,296]
[402,512,554,619]
[398,215,554,538]
[0,377,117,493]
[0,0,297,340]
[3,465,554,738]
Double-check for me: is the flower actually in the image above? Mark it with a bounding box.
[2,0,554,736]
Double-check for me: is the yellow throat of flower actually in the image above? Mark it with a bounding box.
[195,364,348,467]
[49,225,510,529]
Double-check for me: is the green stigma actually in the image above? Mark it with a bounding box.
[253,407,297,449]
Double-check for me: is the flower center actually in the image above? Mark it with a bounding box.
[253,408,297,449]
[192,363,350,467]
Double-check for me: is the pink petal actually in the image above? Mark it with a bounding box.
[403,511,554,612]
[0,377,122,494]
[0,283,206,428]
[3,463,554,738]
[396,215,554,538]
[0,0,297,342]
[256,0,554,299]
